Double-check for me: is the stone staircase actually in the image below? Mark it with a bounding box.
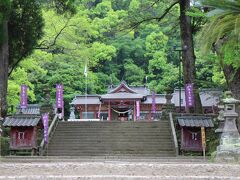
[46,120,176,157]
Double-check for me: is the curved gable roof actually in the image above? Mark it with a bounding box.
[109,81,137,94]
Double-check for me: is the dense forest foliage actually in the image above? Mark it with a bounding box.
[1,0,239,116]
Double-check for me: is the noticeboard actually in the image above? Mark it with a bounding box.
[201,127,206,148]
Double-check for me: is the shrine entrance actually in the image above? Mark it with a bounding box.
[111,106,134,121]
[70,81,164,121]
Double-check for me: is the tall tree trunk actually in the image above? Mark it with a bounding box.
[223,66,240,100]
[0,20,9,118]
[214,39,240,131]
[179,0,202,113]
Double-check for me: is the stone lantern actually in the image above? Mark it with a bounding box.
[215,104,225,136]
[69,106,76,120]
[162,93,175,114]
[216,91,240,162]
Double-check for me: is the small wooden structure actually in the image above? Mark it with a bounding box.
[3,104,42,155]
[177,116,214,151]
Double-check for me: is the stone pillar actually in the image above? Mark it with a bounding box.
[216,91,240,162]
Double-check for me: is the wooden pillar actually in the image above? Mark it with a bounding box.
[181,128,184,149]
[97,103,101,119]
[108,101,111,121]
[138,101,141,121]
[134,100,136,121]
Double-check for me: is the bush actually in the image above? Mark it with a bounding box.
[1,136,10,156]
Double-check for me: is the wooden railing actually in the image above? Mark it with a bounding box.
[169,112,179,156]
[39,114,59,156]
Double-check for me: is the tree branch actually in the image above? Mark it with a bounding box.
[129,1,179,30]
[36,19,70,50]
[8,55,24,76]
[8,20,71,76]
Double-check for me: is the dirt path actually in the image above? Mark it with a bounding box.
[0,160,240,179]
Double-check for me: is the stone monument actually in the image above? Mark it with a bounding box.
[215,91,240,162]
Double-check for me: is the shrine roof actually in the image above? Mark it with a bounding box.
[108,82,151,95]
[3,115,41,127]
[173,89,222,107]
[177,116,214,128]
[101,92,145,100]
[128,87,151,95]
[142,95,166,104]
[16,104,40,115]
[108,81,137,94]
[70,95,101,105]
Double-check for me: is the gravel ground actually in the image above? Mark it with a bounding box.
[0,160,240,179]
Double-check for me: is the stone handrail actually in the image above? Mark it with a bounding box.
[169,112,179,156]
[39,114,58,155]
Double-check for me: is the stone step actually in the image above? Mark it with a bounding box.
[46,121,175,157]
[48,143,174,148]
[2,156,208,163]
[49,146,173,153]
[48,146,174,150]
[56,124,169,130]
[56,126,171,130]
[53,134,171,137]
[53,130,171,133]
[57,123,170,127]
[49,141,174,144]
[46,152,176,156]
[49,141,173,145]
[50,135,172,143]
[47,146,175,150]
[57,123,170,126]
[53,133,171,136]
[51,136,172,139]
[56,128,170,131]
[58,121,169,124]
[46,149,176,153]
[49,143,173,147]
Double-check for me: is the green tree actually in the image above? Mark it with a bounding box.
[124,59,145,85]
[1,0,44,117]
[0,0,76,117]
[145,31,178,92]
[124,0,203,113]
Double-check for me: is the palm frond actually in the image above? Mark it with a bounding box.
[202,0,240,12]
[198,0,240,53]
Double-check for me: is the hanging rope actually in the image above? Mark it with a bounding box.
[111,108,133,114]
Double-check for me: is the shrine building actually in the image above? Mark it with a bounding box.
[70,81,163,121]
[70,81,221,121]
